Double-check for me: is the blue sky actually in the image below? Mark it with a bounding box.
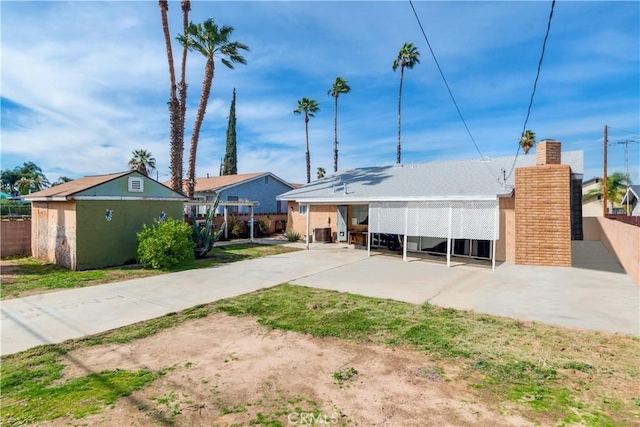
[1,1,639,185]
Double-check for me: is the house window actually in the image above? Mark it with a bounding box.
[227,196,239,213]
[128,177,144,192]
[352,205,368,225]
[298,204,308,215]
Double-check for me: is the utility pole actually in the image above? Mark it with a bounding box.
[603,125,608,217]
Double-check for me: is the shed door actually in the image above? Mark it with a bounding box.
[337,205,347,242]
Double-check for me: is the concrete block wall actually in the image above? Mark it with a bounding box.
[515,140,572,267]
[1,218,32,258]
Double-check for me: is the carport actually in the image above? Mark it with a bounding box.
[367,200,499,270]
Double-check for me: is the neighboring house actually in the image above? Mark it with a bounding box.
[582,177,604,217]
[278,140,583,268]
[581,177,626,216]
[621,185,640,216]
[169,172,295,215]
[25,171,186,270]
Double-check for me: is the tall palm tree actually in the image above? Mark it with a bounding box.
[392,42,420,164]
[178,19,249,199]
[316,167,326,180]
[128,149,157,177]
[176,0,191,190]
[294,97,320,184]
[584,172,629,213]
[159,1,181,192]
[327,77,351,173]
[1,169,22,196]
[520,130,536,154]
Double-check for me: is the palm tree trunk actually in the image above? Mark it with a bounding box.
[186,56,215,199]
[397,66,404,164]
[305,115,311,184]
[159,1,182,192]
[333,95,338,173]
[174,0,190,194]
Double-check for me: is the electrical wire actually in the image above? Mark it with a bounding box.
[608,126,640,137]
[408,0,487,164]
[504,0,556,182]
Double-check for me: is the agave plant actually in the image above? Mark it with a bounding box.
[189,194,226,258]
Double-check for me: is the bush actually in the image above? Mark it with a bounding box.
[137,218,194,270]
[286,230,301,242]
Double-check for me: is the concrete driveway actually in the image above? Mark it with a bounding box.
[2,241,638,356]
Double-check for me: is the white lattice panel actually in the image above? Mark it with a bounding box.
[369,202,407,234]
[450,201,498,240]
[370,200,498,241]
[407,202,449,238]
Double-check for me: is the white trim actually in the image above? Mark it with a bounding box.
[29,196,188,202]
[281,195,501,204]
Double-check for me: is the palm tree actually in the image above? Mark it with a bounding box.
[1,169,22,196]
[392,42,420,165]
[584,172,629,214]
[178,19,249,199]
[317,167,326,180]
[159,1,181,192]
[128,149,157,177]
[520,130,536,154]
[51,176,73,187]
[294,97,320,184]
[327,77,351,173]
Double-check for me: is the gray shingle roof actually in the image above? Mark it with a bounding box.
[278,151,583,203]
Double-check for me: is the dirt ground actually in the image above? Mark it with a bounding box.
[46,313,533,427]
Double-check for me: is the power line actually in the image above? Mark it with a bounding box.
[407,0,488,166]
[607,126,640,137]
[504,0,556,182]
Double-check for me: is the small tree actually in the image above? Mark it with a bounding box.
[584,172,629,213]
[137,218,194,270]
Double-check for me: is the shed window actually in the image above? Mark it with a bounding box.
[128,177,144,192]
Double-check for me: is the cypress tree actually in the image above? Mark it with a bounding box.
[222,88,237,175]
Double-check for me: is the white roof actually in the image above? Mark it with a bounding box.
[278,151,583,204]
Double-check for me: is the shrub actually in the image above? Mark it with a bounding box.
[137,218,194,270]
[286,230,301,242]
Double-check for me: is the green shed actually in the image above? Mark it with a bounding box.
[26,171,187,270]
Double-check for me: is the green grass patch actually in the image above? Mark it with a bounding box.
[1,244,300,300]
[1,344,155,426]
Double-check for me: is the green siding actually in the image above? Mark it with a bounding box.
[75,200,183,270]
[75,172,184,199]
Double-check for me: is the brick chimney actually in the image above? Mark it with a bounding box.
[536,139,561,165]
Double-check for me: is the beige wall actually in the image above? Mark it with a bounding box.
[1,219,31,257]
[583,217,639,285]
[31,201,77,269]
[496,196,515,262]
[287,202,338,241]
[583,199,604,217]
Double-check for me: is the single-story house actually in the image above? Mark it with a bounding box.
[166,172,295,215]
[278,140,583,268]
[621,185,640,216]
[26,171,187,270]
